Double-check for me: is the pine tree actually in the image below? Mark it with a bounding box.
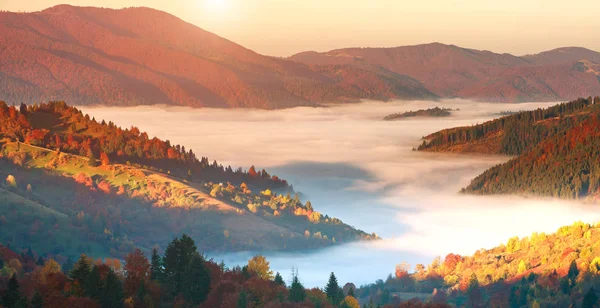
[86,266,103,301]
[2,274,21,308]
[348,286,355,298]
[150,247,163,281]
[237,290,248,308]
[182,253,211,304]
[467,273,481,307]
[583,287,599,308]
[100,269,124,308]
[568,260,579,281]
[137,280,148,301]
[70,254,91,280]
[380,289,390,305]
[325,272,340,303]
[163,234,198,297]
[289,271,306,303]
[274,272,285,287]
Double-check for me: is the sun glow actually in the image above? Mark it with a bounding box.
[203,0,230,13]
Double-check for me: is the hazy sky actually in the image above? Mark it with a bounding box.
[3,0,599,57]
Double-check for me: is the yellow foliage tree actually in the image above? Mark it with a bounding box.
[247,255,274,280]
[5,175,16,188]
[590,257,600,275]
[39,259,62,284]
[517,260,527,274]
[340,296,360,308]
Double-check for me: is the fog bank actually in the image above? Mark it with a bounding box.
[81,100,600,287]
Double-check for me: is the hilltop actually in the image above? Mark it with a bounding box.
[0,101,375,260]
[2,6,600,107]
[359,221,600,307]
[417,97,600,198]
[0,5,434,109]
[290,43,600,103]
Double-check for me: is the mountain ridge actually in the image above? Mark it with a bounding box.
[2,5,600,108]
[0,5,435,109]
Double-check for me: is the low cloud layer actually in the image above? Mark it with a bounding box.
[82,99,600,287]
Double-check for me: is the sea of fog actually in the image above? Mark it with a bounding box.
[81,100,600,288]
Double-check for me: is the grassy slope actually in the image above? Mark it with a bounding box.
[0,142,372,258]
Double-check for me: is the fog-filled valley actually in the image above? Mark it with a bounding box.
[80,100,600,288]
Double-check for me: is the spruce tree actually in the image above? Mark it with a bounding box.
[380,289,390,305]
[86,265,103,301]
[324,272,340,303]
[182,253,211,304]
[70,255,91,284]
[100,269,124,308]
[149,247,163,281]
[348,286,355,298]
[137,280,148,301]
[31,291,43,308]
[568,260,579,281]
[237,290,248,308]
[163,234,197,297]
[289,272,306,303]
[2,274,21,308]
[583,287,599,308]
[274,272,285,287]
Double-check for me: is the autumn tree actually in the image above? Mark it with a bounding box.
[100,152,110,166]
[340,295,360,308]
[247,255,274,280]
[124,249,150,297]
[5,175,16,188]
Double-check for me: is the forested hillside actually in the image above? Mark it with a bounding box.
[0,236,448,308]
[0,101,375,261]
[383,107,452,121]
[418,97,598,155]
[415,97,600,198]
[359,222,600,308]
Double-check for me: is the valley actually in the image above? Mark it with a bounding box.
[79,100,600,288]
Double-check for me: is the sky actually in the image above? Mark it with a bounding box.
[2,0,599,58]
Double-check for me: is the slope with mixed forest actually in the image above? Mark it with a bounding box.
[417,97,600,198]
[0,5,434,109]
[0,101,375,261]
[359,221,600,307]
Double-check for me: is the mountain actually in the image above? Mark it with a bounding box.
[0,101,375,259]
[290,43,600,102]
[358,221,600,307]
[417,97,600,198]
[0,5,435,109]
